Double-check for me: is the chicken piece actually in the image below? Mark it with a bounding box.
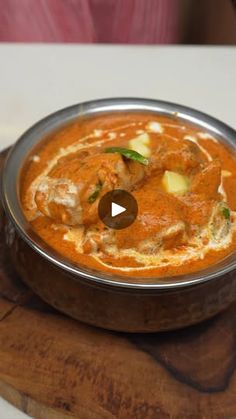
[176,193,215,229]
[190,160,221,199]
[126,159,146,189]
[35,178,82,225]
[35,152,145,226]
[149,137,205,175]
[114,190,186,254]
[137,222,186,254]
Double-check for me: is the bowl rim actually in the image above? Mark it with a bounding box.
[2,97,236,291]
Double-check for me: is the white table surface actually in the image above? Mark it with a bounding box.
[0,44,235,418]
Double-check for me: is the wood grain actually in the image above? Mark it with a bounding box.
[1,148,236,418]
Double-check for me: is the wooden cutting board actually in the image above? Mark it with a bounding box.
[1,148,236,419]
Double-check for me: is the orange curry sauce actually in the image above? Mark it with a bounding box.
[21,113,236,278]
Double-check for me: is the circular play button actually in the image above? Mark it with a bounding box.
[98,189,138,230]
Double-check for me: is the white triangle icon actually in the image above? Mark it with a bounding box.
[111,202,126,217]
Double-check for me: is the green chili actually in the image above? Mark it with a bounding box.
[222,207,230,220]
[105,147,149,166]
[88,182,103,204]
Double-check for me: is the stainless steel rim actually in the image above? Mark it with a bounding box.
[2,97,236,291]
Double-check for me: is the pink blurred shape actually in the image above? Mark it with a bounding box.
[0,0,179,44]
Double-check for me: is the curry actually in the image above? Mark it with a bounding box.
[21,113,236,278]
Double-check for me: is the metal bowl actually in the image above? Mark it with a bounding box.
[1,98,236,332]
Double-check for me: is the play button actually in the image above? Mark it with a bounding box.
[98,189,138,229]
[111,202,126,217]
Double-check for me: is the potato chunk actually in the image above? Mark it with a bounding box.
[129,133,151,158]
[162,170,190,195]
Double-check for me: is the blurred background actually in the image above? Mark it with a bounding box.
[0,0,235,45]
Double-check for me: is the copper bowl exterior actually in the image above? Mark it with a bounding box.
[2,98,236,332]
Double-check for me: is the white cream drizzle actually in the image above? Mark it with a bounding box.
[218,178,227,201]
[197,132,219,143]
[108,132,117,140]
[146,121,164,133]
[93,129,103,137]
